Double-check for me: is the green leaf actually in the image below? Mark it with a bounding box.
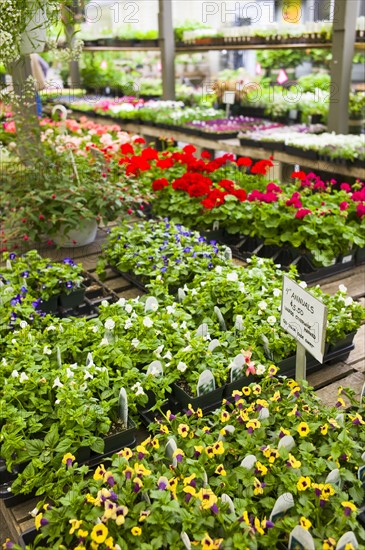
[90,437,105,454]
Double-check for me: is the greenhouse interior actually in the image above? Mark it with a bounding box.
[0,0,365,548]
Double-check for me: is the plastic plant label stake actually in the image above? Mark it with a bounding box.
[177,288,186,303]
[269,493,294,522]
[214,306,227,331]
[196,323,208,338]
[6,260,11,270]
[146,360,163,378]
[335,532,358,549]
[224,247,232,261]
[325,468,341,487]
[361,451,365,462]
[208,339,221,352]
[358,465,365,482]
[258,407,269,420]
[221,494,235,514]
[223,90,235,118]
[86,352,94,367]
[218,425,235,441]
[202,468,208,487]
[240,455,257,470]
[212,221,220,231]
[361,381,365,403]
[288,526,315,550]
[278,435,296,451]
[56,346,62,368]
[197,370,216,396]
[235,315,243,331]
[144,296,158,313]
[118,388,128,427]
[230,354,245,382]
[165,437,178,467]
[180,532,191,550]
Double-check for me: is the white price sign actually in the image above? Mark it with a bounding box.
[223,91,235,104]
[280,275,327,363]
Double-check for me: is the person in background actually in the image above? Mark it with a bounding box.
[30,53,49,116]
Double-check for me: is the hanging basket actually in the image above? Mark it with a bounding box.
[51,219,98,248]
[20,2,48,55]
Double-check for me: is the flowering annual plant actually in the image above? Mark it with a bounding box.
[96,219,228,291]
[10,374,365,549]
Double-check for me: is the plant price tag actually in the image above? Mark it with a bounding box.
[280,275,327,363]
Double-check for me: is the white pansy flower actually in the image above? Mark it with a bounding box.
[66,368,74,378]
[143,317,153,328]
[181,321,187,330]
[344,296,353,306]
[91,325,99,333]
[46,325,56,332]
[52,377,63,388]
[339,284,347,293]
[191,289,198,296]
[299,281,307,289]
[201,281,206,287]
[124,319,133,329]
[131,338,140,348]
[11,339,16,345]
[215,266,223,274]
[84,371,93,380]
[125,303,133,314]
[166,305,175,315]
[131,382,142,391]
[183,345,192,352]
[55,399,60,405]
[135,386,145,396]
[99,338,109,346]
[163,351,172,360]
[43,345,52,355]
[154,345,164,356]
[19,320,28,329]
[2,358,7,366]
[183,284,189,292]
[131,311,138,319]
[117,297,126,307]
[149,366,160,376]
[70,363,78,369]
[30,507,39,517]
[258,301,267,310]
[11,370,18,377]
[133,296,140,302]
[104,318,115,330]
[267,316,276,326]
[171,322,179,330]
[273,288,281,297]
[150,302,158,312]
[256,364,266,375]
[185,331,191,340]
[177,361,187,373]
[238,282,245,292]
[101,300,109,308]
[227,271,238,282]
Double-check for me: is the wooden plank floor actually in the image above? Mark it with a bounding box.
[0,230,364,546]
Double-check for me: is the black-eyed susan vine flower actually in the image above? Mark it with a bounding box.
[297,476,311,491]
[300,516,312,530]
[297,421,310,437]
[341,501,357,516]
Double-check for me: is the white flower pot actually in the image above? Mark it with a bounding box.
[20,2,47,55]
[52,219,98,248]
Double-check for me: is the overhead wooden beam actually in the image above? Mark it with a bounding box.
[328,0,359,134]
[158,0,176,100]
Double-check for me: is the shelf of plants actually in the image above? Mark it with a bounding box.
[0,226,364,548]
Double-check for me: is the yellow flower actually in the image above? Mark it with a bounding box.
[131,526,142,536]
[252,384,261,395]
[183,473,196,486]
[118,447,133,459]
[297,476,311,491]
[202,426,211,433]
[212,441,225,455]
[253,478,264,495]
[183,485,196,497]
[253,517,264,535]
[262,447,279,463]
[220,411,230,423]
[287,405,298,417]
[270,390,281,402]
[336,397,346,408]
[74,546,86,550]
[242,386,251,396]
[103,501,117,520]
[194,445,203,456]
[320,424,328,435]
[215,464,226,476]
[246,419,261,432]
[77,529,89,538]
[196,488,218,510]
[349,413,365,425]
[299,516,312,530]
[287,453,301,469]
[139,511,150,522]
[104,537,116,550]
[35,513,44,530]
[90,543,98,550]
[268,365,278,376]
[205,445,214,458]
[93,464,106,480]
[297,422,310,437]
[279,426,290,437]
[178,423,190,438]
[62,452,75,465]
[134,463,151,476]
[136,445,150,457]
[86,493,97,504]
[341,501,357,515]
[90,524,108,544]
[168,477,178,491]
[232,390,242,399]
[239,410,250,422]
[287,379,298,388]
[322,538,336,550]
[196,407,203,418]
[321,484,335,500]
[201,533,223,550]
[115,505,128,526]
[69,519,83,534]
[256,399,268,409]
[255,461,268,476]
[159,424,169,435]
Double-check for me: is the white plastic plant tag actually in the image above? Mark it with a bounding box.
[235,315,243,331]
[361,451,365,462]
[6,260,12,270]
[278,435,296,452]
[86,352,94,367]
[218,424,235,441]
[196,323,208,338]
[325,468,341,486]
[208,339,221,352]
[357,465,365,482]
[55,346,61,368]
[202,468,208,487]
[260,333,274,360]
[197,370,216,396]
[165,437,178,467]
[144,296,158,313]
[223,91,235,104]
[289,109,298,120]
[177,288,186,303]
[361,381,365,402]
[213,221,220,231]
[224,247,232,261]
[118,388,128,427]
[221,494,235,514]
[230,354,245,382]
[269,493,294,522]
[258,407,269,420]
[336,532,358,549]
[180,532,192,550]
[146,360,163,378]
[240,454,257,470]
[214,306,227,331]
[288,526,315,550]
[335,413,345,425]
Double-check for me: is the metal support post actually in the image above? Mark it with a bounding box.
[158,0,176,100]
[328,0,359,134]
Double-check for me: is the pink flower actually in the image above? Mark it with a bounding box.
[295,208,312,219]
[340,183,351,192]
[356,203,365,218]
[340,201,349,211]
